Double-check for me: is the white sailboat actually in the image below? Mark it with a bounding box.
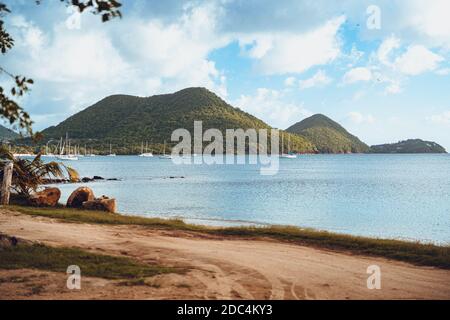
[159,141,172,159]
[139,141,153,157]
[280,133,297,159]
[56,134,78,161]
[87,146,96,157]
[87,150,96,157]
[107,143,116,157]
[43,143,56,158]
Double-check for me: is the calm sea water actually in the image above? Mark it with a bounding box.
[51,154,450,244]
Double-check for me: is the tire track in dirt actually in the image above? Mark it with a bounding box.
[1,210,449,300]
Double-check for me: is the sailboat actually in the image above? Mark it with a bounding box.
[107,143,116,157]
[139,141,154,157]
[87,147,96,157]
[43,143,55,158]
[159,141,172,159]
[280,133,297,159]
[56,134,79,161]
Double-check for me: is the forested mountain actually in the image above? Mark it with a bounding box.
[0,124,19,141]
[286,114,369,153]
[41,87,315,154]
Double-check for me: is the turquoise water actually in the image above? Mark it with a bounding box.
[52,154,450,243]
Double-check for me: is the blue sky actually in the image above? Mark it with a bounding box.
[2,0,450,149]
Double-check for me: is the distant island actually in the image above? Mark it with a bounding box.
[5,87,447,155]
[370,139,447,154]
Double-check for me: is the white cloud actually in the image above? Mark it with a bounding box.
[348,112,376,125]
[235,88,312,129]
[377,36,401,66]
[385,81,402,94]
[284,76,297,87]
[244,16,345,75]
[394,45,444,76]
[352,90,365,101]
[299,70,332,89]
[246,36,273,59]
[404,0,450,48]
[429,111,450,124]
[435,68,450,76]
[343,67,372,84]
[7,3,230,121]
[346,44,365,67]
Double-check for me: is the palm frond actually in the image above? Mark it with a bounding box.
[0,145,79,197]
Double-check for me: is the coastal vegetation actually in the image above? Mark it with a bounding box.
[10,206,450,269]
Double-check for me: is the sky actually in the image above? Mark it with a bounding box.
[2,0,450,149]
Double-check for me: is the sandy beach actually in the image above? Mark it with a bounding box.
[0,208,449,300]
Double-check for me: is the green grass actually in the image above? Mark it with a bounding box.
[8,205,450,269]
[0,241,174,280]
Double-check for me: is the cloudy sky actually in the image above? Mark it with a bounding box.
[2,0,450,149]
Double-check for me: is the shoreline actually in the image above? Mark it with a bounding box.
[1,206,449,300]
[125,212,449,246]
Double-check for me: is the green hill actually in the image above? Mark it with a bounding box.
[0,124,20,141]
[286,114,369,153]
[370,139,447,154]
[41,87,315,154]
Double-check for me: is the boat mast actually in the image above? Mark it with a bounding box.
[59,137,64,155]
[288,135,291,154]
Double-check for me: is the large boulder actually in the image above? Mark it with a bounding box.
[82,196,116,213]
[67,187,95,208]
[29,188,61,207]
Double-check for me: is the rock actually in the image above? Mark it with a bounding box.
[29,187,61,207]
[81,177,94,183]
[0,233,33,247]
[82,196,116,213]
[93,176,104,180]
[42,178,69,184]
[0,234,17,247]
[107,178,119,181]
[67,187,95,208]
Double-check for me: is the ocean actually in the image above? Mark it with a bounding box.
[51,154,450,244]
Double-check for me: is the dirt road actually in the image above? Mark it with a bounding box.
[1,209,449,300]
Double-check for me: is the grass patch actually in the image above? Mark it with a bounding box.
[8,205,450,269]
[117,278,161,288]
[0,275,34,285]
[0,241,174,280]
[11,205,195,230]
